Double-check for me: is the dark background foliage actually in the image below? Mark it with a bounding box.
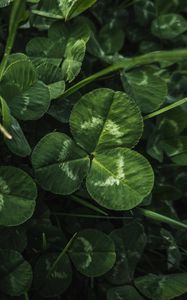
[1,0,187,299]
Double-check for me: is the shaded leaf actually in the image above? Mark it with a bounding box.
[107,285,145,300]
[99,23,125,56]
[151,14,187,39]
[5,116,31,157]
[122,67,167,113]
[162,136,187,166]
[1,57,51,120]
[0,81,50,121]
[0,227,27,252]
[48,92,80,123]
[31,132,90,195]
[69,229,116,277]
[161,228,181,270]
[135,273,187,300]
[106,222,146,284]
[0,166,37,226]
[34,253,72,297]
[0,250,32,296]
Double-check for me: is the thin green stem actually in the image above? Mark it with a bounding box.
[37,233,77,292]
[71,195,108,216]
[52,212,133,220]
[46,233,77,278]
[144,97,187,120]
[138,208,187,229]
[58,48,187,99]
[0,0,26,80]
[42,232,47,251]
[24,293,29,300]
[121,0,141,9]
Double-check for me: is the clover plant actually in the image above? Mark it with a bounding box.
[1,0,187,299]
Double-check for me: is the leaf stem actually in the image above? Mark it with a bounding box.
[70,195,108,216]
[144,97,187,120]
[52,212,133,220]
[46,232,77,278]
[138,208,187,229]
[24,293,29,300]
[60,48,187,98]
[42,232,47,251]
[0,0,26,80]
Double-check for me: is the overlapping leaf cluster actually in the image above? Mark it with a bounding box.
[1,0,187,299]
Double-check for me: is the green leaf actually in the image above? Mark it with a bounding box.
[0,94,31,156]
[48,80,65,99]
[151,14,187,39]
[87,21,125,61]
[107,286,145,300]
[58,0,97,20]
[106,222,146,284]
[3,56,37,90]
[0,0,13,8]
[0,166,37,226]
[135,273,187,300]
[60,18,91,82]
[161,228,181,269]
[99,23,125,56]
[162,136,187,166]
[0,81,50,121]
[134,0,155,26]
[1,57,51,120]
[62,39,86,82]
[156,0,180,14]
[31,0,63,19]
[27,18,90,82]
[36,63,65,99]
[69,229,116,277]
[48,92,80,123]
[31,132,90,195]
[36,62,63,84]
[86,148,154,210]
[70,88,143,153]
[26,37,65,67]
[58,17,91,44]
[0,249,32,296]
[34,253,72,297]
[122,67,168,113]
[5,116,31,157]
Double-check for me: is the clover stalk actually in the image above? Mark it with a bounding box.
[0,0,26,80]
[144,97,187,120]
[61,48,187,98]
[137,208,187,229]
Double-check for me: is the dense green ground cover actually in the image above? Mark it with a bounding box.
[1,0,187,299]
